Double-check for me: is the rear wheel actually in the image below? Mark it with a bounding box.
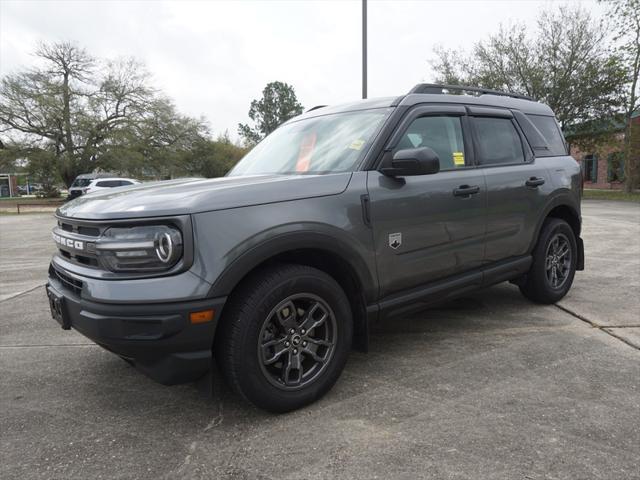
[519,218,577,304]
[215,264,352,412]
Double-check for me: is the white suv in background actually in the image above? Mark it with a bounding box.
[84,178,140,194]
[69,177,140,198]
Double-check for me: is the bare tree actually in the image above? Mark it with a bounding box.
[0,41,207,187]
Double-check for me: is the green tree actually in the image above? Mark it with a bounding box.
[430,7,627,130]
[238,81,304,146]
[100,98,210,179]
[0,42,208,187]
[0,139,18,172]
[180,133,247,178]
[602,0,640,191]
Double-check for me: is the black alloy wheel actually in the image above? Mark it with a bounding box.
[258,294,337,390]
[215,263,352,412]
[544,233,572,289]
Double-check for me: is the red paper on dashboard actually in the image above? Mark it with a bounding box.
[296,132,317,172]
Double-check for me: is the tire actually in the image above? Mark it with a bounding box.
[214,263,353,413]
[519,218,577,304]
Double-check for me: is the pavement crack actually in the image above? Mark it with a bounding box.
[0,283,45,303]
[204,400,224,431]
[554,303,640,351]
[601,328,640,350]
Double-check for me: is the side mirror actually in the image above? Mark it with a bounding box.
[381,147,440,177]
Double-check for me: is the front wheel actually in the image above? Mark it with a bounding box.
[519,218,577,304]
[214,264,353,413]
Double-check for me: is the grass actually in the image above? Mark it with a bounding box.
[0,196,63,201]
[0,197,64,207]
[0,211,56,216]
[583,189,640,203]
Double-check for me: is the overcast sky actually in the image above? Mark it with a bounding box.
[0,0,605,140]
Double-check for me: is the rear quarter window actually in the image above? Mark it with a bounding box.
[527,115,567,156]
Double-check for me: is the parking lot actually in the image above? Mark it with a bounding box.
[1,200,639,480]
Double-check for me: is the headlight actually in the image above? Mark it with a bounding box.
[96,225,183,272]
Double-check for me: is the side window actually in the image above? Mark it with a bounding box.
[396,116,467,170]
[97,180,118,187]
[473,117,525,166]
[119,180,132,186]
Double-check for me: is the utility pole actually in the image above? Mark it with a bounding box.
[362,0,367,99]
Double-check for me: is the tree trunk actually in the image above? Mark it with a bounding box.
[61,71,75,188]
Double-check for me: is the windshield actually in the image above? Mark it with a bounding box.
[228,108,391,176]
[71,178,92,187]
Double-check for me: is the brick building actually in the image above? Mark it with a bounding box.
[567,111,640,190]
[0,173,19,197]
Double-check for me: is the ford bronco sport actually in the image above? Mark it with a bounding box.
[47,84,584,412]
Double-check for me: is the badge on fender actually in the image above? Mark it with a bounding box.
[388,232,402,250]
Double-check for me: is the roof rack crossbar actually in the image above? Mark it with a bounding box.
[409,83,534,101]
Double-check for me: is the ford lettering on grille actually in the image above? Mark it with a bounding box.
[52,232,84,251]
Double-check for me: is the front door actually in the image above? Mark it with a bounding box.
[367,108,487,298]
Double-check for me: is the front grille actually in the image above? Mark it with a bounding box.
[58,248,98,267]
[49,264,83,296]
[78,226,100,237]
[55,217,106,268]
[58,220,101,238]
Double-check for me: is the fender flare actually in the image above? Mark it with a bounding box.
[528,191,581,253]
[207,229,378,303]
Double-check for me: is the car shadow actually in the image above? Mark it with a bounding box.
[86,282,552,421]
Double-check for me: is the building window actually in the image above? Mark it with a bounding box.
[583,154,598,182]
[607,152,625,182]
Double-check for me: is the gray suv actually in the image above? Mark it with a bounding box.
[46,84,584,412]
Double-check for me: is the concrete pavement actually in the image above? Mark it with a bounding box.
[0,214,56,301]
[558,200,640,348]
[0,200,639,480]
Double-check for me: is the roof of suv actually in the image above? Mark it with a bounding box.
[294,84,554,122]
[74,172,118,180]
[91,177,138,183]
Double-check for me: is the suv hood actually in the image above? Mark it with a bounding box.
[57,173,352,220]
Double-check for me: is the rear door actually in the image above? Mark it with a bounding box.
[469,108,552,263]
[367,105,487,298]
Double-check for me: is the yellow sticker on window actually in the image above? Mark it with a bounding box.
[349,139,365,151]
[453,152,465,166]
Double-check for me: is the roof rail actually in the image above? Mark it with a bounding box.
[409,83,534,101]
[306,105,327,112]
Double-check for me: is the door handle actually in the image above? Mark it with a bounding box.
[453,185,480,197]
[525,177,545,187]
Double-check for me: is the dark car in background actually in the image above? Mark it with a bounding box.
[47,84,584,412]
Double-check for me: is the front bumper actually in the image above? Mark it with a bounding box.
[46,265,226,385]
